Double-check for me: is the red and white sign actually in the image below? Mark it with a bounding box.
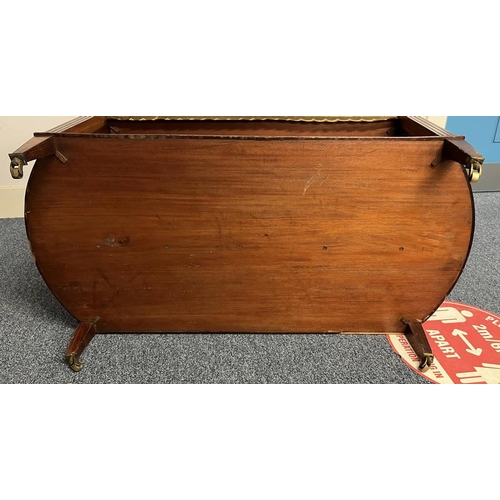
[388,301,500,384]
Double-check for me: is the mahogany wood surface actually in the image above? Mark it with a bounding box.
[104,119,398,137]
[11,136,55,162]
[24,135,474,334]
[66,322,96,357]
[443,138,483,165]
[46,116,107,134]
[398,116,463,139]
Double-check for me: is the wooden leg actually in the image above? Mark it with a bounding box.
[65,322,97,372]
[402,318,434,372]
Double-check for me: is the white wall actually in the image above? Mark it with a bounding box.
[426,116,448,129]
[0,117,77,218]
[0,116,449,218]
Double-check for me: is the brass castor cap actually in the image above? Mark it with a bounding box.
[66,353,83,372]
[418,353,434,373]
[469,159,483,183]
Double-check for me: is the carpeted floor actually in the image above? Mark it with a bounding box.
[1,193,499,384]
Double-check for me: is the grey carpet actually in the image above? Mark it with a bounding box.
[1,193,499,384]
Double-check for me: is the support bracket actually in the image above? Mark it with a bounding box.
[432,138,484,183]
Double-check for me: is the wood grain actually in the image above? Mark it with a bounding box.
[25,136,474,334]
[398,116,462,139]
[43,116,107,134]
[11,136,55,162]
[66,322,96,357]
[105,118,398,137]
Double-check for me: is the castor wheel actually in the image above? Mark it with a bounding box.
[66,353,84,372]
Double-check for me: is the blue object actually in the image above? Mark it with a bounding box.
[445,116,500,163]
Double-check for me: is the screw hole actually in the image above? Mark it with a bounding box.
[323,246,328,251]
[399,247,404,251]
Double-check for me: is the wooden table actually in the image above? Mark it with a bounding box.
[9,116,483,372]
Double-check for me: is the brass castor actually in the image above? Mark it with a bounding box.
[65,321,97,372]
[66,353,84,372]
[419,353,434,373]
[401,318,435,373]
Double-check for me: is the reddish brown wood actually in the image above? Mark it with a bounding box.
[43,116,107,135]
[10,136,55,163]
[65,322,96,372]
[104,118,398,137]
[443,138,484,165]
[398,116,460,138]
[24,131,474,335]
[403,320,434,372]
